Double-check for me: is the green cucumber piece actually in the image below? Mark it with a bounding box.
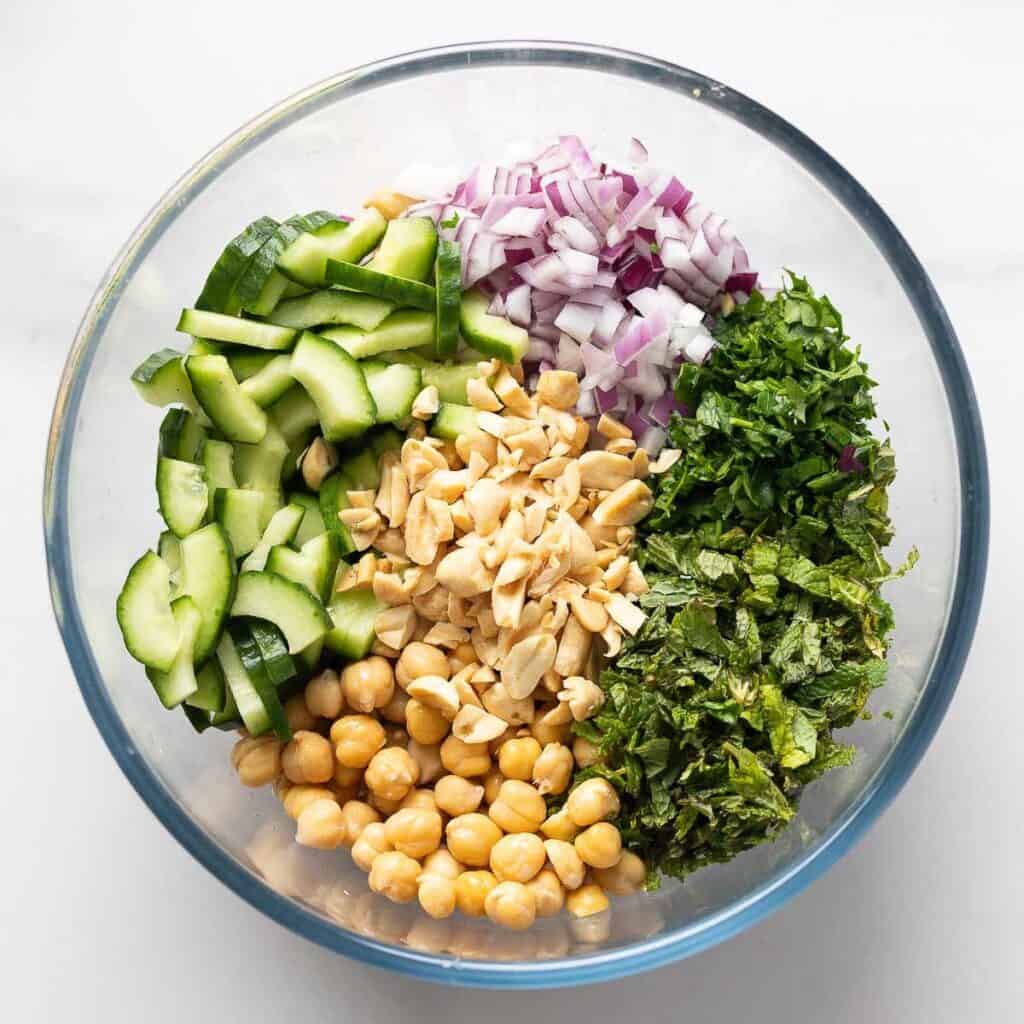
[325,259,435,311]
[290,332,376,443]
[430,403,482,441]
[186,659,228,713]
[145,596,202,709]
[324,589,384,660]
[289,491,327,546]
[213,488,265,558]
[233,422,289,492]
[239,354,293,407]
[377,349,432,368]
[368,217,437,282]
[361,361,422,423]
[343,448,381,491]
[231,571,332,654]
[422,362,481,405]
[195,216,280,314]
[265,289,395,331]
[319,471,357,557]
[178,523,237,663]
[320,310,435,360]
[216,631,271,737]
[265,545,320,601]
[116,550,180,672]
[459,287,529,363]
[201,439,237,489]
[247,620,297,689]
[230,623,292,741]
[370,427,404,459]
[434,240,462,356]
[177,309,298,351]
[278,208,387,289]
[158,408,207,463]
[158,531,182,577]
[268,386,320,446]
[186,355,268,444]
[228,350,275,381]
[156,457,208,538]
[132,349,198,411]
[241,503,305,573]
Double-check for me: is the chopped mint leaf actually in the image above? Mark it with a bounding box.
[439,211,460,229]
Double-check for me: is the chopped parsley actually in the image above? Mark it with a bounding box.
[439,211,460,230]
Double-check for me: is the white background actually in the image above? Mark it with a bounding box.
[3,1,1021,1020]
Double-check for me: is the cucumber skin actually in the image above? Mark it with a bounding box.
[195,216,279,314]
[324,259,436,311]
[116,550,180,672]
[434,240,462,357]
[459,288,529,363]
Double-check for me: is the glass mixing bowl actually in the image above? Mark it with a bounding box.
[43,41,988,987]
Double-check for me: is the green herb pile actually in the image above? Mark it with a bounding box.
[575,274,917,886]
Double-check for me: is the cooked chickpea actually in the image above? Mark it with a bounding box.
[498,737,542,781]
[490,833,546,883]
[485,881,536,931]
[440,735,491,778]
[532,742,573,795]
[530,708,572,746]
[540,807,580,842]
[488,780,547,834]
[434,775,484,817]
[370,791,404,816]
[342,656,395,713]
[396,642,450,688]
[592,850,646,895]
[369,851,421,904]
[575,822,622,869]
[283,693,318,732]
[380,687,409,725]
[295,798,347,850]
[282,784,337,820]
[406,698,450,744]
[333,761,363,790]
[384,807,443,859]
[566,778,620,827]
[565,882,610,918]
[418,874,457,919]
[384,724,409,748]
[407,739,444,784]
[526,868,566,918]
[454,870,498,917]
[448,642,477,673]
[445,813,503,867]
[232,736,281,787]
[483,768,505,805]
[365,747,419,802]
[572,736,602,769]
[339,800,380,845]
[282,730,334,784]
[331,781,360,806]
[304,668,343,719]
[331,714,386,768]
[399,788,437,813]
[421,848,464,880]
[351,821,392,872]
[543,838,587,889]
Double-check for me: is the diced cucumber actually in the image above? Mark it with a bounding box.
[230,623,292,740]
[362,361,422,423]
[248,620,297,689]
[213,488,265,557]
[159,408,207,463]
[343,448,382,490]
[228,350,275,381]
[116,550,180,672]
[324,589,384,660]
[145,597,202,709]
[188,339,224,356]
[186,659,228,713]
[319,471,357,557]
[430,403,482,441]
[325,259,435,312]
[217,631,271,737]
[269,386,321,445]
[177,309,298,351]
[370,427,404,459]
[434,239,462,357]
[231,571,332,654]
[278,208,387,289]
[232,423,290,495]
[422,362,481,405]
[377,349,433,368]
[158,531,182,576]
[459,287,529,363]
[289,332,376,443]
[156,457,208,538]
[288,491,326,546]
[296,640,324,678]
[195,215,279,314]
[368,217,437,282]
[239,354,293,407]
[178,523,237,663]
[258,489,285,531]
[186,355,268,444]
[321,310,436,360]
[201,439,237,489]
[283,280,310,299]
[184,682,241,733]
[265,544,320,601]
[265,289,395,331]
[241,503,304,573]
[131,349,198,411]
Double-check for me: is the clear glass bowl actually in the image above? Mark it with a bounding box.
[43,41,988,987]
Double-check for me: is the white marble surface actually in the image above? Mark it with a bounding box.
[3,1,1022,1020]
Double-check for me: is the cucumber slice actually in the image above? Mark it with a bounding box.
[132,349,198,411]
[158,531,182,577]
[422,362,481,405]
[324,589,384,660]
[184,695,242,734]
[239,354,293,407]
[186,659,228,713]
[370,427,404,459]
[195,216,279,314]
[265,544,320,600]
[268,386,320,445]
[265,289,395,331]
[233,422,289,492]
[229,624,291,740]
[289,491,327,546]
[320,310,436,360]
[216,631,272,736]
[159,408,207,463]
[228,350,275,381]
[156,457,208,538]
[177,309,298,351]
[179,523,237,663]
[459,288,529,363]
[430,403,482,441]
[248,619,298,688]
[362,361,422,423]
[188,339,224,356]
[368,217,437,282]
[116,550,180,671]
[343,448,382,491]
[186,355,268,444]
[296,640,324,679]
[377,349,432,369]
[318,471,357,557]
[278,208,387,289]
[241,503,305,573]
[213,488,265,557]
[434,240,462,356]
[231,571,332,654]
[201,439,237,489]
[290,332,376,443]
[145,597,202,709]
[325,259,435,312]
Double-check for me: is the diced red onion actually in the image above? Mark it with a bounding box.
[556,333,584,373]
[554,301,598,344]
[553,216,600,254]
[505,283,532,327]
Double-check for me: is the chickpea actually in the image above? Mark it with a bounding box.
[339,800,380,846]
[498,737,542,781]
[421,848,464,880]
[283,693,319,732]
[384,725,410,749]
[454,870,497,917]
[365,746,419,802]
[488,780,547,834]
[592,850,646,895]
[448,642,477,673]
[351,821,393,872]
[384,807,443,859]
[342,656,395,713]
[540,807,580,842]
[282,784,337,821]
[440,735,491,778]
[396,642,450,688]
[543,838,586,889]
[407,740,444,784]
[282,731,334,784]
[304,668,343,719]
[482,768,505,805]
[370,791,404,816]
[418,874,457,919]
[333,762,363,791]
[232,736,281,787]
[434,775,484,817]
[565,882,610,919]
[566,778,620,827]
[295,798,347,850]
[484,881,536,931]
[575,822,622,869]
[530,708,572,747]
[572,736,602,769]
[532,742,573,796]
[490,833,546,883]
[399,788,437,813]
[331,714,386,768]
[331,781,360,806]
[369,851,421,904]
[445,813,503,867]
[380,687,409,725]
[406,699,450,745]
[526,868,565,918]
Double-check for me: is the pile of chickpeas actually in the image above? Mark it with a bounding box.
[232,642,645,931]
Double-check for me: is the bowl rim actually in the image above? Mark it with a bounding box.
[43,39,989,988]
